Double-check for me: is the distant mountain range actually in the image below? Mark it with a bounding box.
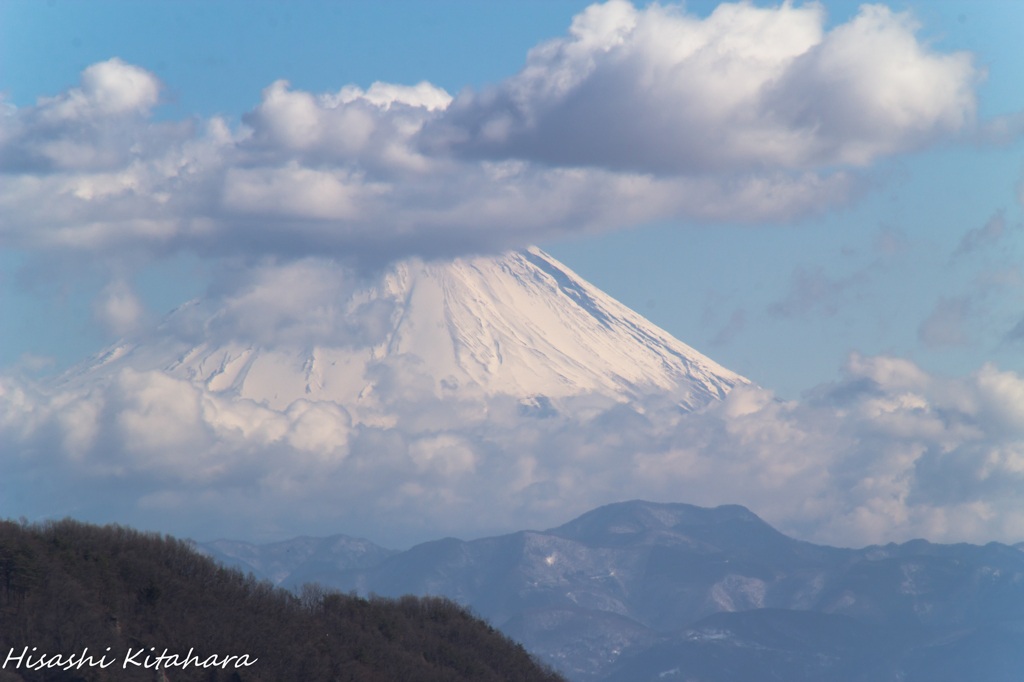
[199,500,1024,682]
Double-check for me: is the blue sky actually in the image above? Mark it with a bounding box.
[4,0,1024,547]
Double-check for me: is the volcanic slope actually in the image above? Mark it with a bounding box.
[57,247,748,421]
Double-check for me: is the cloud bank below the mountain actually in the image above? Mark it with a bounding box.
[0,2,978,267]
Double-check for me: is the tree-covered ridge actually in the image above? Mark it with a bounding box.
[0,519,565,682]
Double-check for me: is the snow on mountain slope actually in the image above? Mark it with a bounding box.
[58,247,747,421]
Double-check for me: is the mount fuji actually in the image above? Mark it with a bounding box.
[13,247,759,546]
[58,247,748,421]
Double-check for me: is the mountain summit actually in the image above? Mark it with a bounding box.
[62,248,747,421]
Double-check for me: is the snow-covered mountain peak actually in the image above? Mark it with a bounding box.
[58,248,748,420]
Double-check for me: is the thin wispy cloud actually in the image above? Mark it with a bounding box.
[918,295,974,348]
[952,210,1008,259]
[768,266,867,318]
[711,308,747,346]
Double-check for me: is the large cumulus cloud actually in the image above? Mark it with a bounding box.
[0,2,979,267]
[424,1,977,173]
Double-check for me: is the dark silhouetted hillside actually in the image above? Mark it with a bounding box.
[0,518,565,682]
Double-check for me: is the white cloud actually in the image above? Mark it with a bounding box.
[6,334,1024,549]
[427,1,977,173]
[0,3,979,269]
[165,257,397,349]
[222,164,377,221]
[409,434,477,475]
[114,368,208,456]
[284,400,351,460]
[0,58,166,173]
[94,279,147,336]
[54,58,162,118]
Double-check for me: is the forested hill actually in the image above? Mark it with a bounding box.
[0,519,565,682]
